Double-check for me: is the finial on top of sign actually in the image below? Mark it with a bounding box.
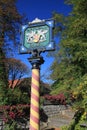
[29,18,45,24]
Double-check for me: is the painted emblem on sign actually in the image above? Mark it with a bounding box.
[26,29,48,43]
[24,25,49,49]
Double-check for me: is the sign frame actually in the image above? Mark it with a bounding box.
[19,18,55,54]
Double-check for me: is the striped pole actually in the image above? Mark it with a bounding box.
[29,56,44,130]
[30,68,40,130]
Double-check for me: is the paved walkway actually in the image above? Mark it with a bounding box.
[40,108,75,130]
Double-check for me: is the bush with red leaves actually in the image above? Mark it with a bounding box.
[0,104,30,123]
[44,93,66,105]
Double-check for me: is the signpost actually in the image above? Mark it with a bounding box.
[20,18,55,130]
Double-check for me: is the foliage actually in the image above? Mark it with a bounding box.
[6,88,30,105]
[50,0,87,100]
[0,0,29,103]
[6,58,29,79]
[5,58,29,88]
[40,81,50,96]
[49,0,87,129]
[50,0,87,82]
[62,108,87,130]
[0,104,30,130]
[0,0,23,56]
[0,1,30,129]
[44,93,66,105]
[0,49,8,104]
[0,0,23,105]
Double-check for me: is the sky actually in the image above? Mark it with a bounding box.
[16,0,72,21]
[16,0,72,83]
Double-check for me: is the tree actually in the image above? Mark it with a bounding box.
[0,1,29,129]
[5,58,29,88]
[0,48,8,105]
[6,79,31,105]
[50,0,87,88]
[50,0,87,129]
[0,0,24,105]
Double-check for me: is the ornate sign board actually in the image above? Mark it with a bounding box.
[19,18,55,54]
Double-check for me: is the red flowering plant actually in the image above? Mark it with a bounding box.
[44,93,66,105]
[0,104,30,125]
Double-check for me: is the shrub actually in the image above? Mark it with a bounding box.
[44,93,66,105]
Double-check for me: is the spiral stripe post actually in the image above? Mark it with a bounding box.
[28,56,44,130]
[30,68,40,130]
